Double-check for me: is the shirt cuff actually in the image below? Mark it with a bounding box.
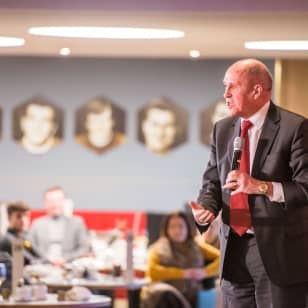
[269,182,285,203]
[196,221,209,226]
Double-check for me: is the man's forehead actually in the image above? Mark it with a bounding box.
[46,189,64,198]
[223,67,246,84]
[11,210,28,217]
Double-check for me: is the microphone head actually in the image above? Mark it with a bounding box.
[233,136,244,151]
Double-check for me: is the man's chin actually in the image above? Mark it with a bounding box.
[228,110,240,117]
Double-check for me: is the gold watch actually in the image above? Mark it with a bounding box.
[258,182,269,194]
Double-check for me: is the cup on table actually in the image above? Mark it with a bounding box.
[15,285,32,301]
[112,264,122,277]
[1,288,11,301]
[57,290,66,302]
[32,284,47,300]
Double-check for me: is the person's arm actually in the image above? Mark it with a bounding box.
[63,217,90,261]
[202,214,221,248]
[281,119,308,209]
[190,124,222,232]
[197,241,220,278]
[28,221,46,258]
[0,236,12,256]
[146,247,184,282]
[224,119,308,209]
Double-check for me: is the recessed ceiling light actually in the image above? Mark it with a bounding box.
[29,27,184,39]
[245,41,308,50]
[0,36,25,47]
[189,50,200,58]
[59,47,71,56]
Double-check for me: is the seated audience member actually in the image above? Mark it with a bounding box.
[142,211,220,308]
[0,201,43,265]
[29,186,90,266]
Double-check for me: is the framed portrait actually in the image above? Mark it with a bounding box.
[12,96,64,155]
[137,96,188,155]
[75,96,126,154]
[200,99,229,146]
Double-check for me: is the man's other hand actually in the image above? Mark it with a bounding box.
[189,201,215,225]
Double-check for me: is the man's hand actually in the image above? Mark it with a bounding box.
[48,256,66,267]
[223,170,273,197]
[189,201,215,225]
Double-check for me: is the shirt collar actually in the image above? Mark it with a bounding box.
[242,101,270,130]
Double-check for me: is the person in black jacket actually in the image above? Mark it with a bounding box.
[190,59,308,308]
[0,201,43,265]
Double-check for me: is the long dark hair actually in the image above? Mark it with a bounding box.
[160,211,195,242]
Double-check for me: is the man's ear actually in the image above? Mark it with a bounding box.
[253,84,262,99]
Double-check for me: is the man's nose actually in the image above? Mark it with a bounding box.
[224,87,231,98]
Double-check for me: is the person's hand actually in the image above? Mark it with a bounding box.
[183,269,195,279]
[48,256,66,267]
[189,201,215,225]
[183,268,206,280]
[191,268,207,280]
[223,170,260,195]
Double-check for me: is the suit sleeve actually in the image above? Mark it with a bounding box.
[282,119,308,208]
[197,124,223,217]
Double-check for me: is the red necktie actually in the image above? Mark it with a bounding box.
[230,120,253,236]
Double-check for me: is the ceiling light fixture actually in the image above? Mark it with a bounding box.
[0,36,25,47]
[245,40,308,50]
[29,27,184,39]
[189,50,200,58]
[59,47,71,56]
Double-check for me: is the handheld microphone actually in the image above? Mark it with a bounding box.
[231,137,245,170]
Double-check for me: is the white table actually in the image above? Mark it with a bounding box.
[0,293,111,307]
[44,276,148,308]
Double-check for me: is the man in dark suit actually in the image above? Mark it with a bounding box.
[190,59,308,308]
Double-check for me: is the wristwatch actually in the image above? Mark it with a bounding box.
[258,182,269,194]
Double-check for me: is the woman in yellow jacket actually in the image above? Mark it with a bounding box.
[142,211,220,308]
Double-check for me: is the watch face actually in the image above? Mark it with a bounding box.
[259,183,268,193]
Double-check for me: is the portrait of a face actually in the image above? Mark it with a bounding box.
[138,97,188,155]
[75,97,126,154]
[12,97,63,155]
[200,99,230,146]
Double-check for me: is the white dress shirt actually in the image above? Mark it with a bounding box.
[195,101,285,226]
[246,101,285,203]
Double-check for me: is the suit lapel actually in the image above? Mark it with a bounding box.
[251,102,280,177]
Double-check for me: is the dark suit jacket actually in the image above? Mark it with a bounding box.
[0,229,43,265]
[197,102,308,287]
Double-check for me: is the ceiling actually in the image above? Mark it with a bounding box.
[1,9,308,59]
